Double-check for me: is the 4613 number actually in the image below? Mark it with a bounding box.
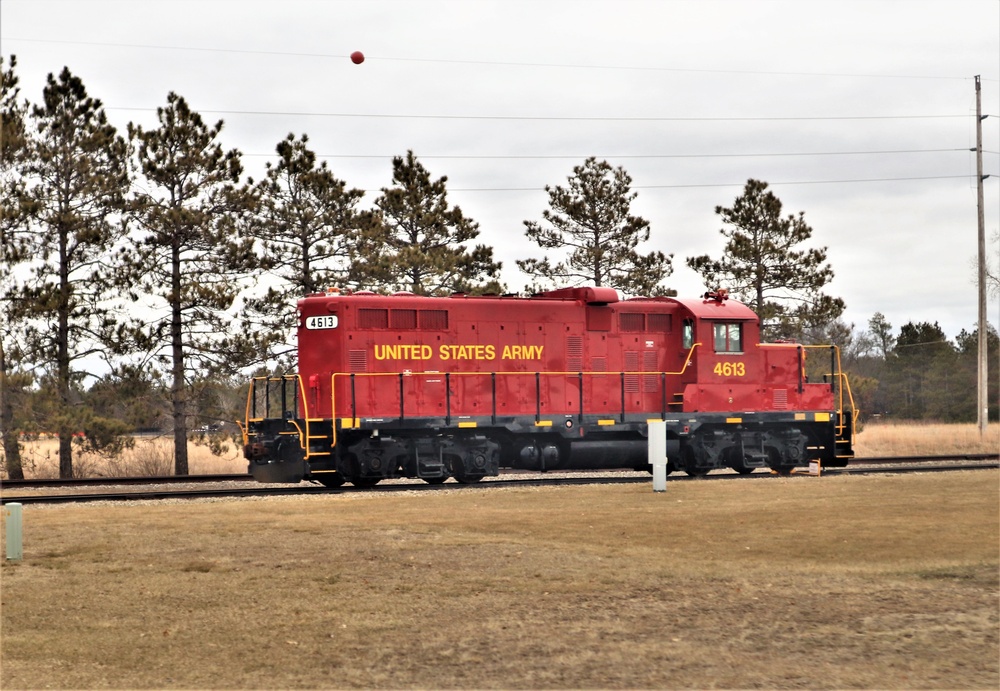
[713,361,746,377]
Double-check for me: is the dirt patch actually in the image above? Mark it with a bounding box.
[2,471,998,689]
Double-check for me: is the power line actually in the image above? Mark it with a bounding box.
[108,106,970,122]
[4,36,991,82]
[375,174,995,194]
[241,148,970,161]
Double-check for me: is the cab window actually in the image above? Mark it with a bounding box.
[682,320,694,349]
[713,322,742,353]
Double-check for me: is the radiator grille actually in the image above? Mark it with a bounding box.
[419,309,448,330]
[643,351,659,392]
[390,309,417,329]
[358,308,388,329]
[349,350,368,372]
[620,313,645,332]
[648,313,672,332]
[773,388,788,409]
[567,336,584,372]
[624,351,640,393]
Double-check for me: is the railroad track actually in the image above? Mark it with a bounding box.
[2,455,996,505]
[3,474,654,505]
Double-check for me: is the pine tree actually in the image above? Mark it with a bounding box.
[517,157,672,296]
[125,92,259,475]
[687,178,844,340]
[247,133,369,361]
[867,312,896,359]
[890,322,956,419]
[0,54,30,479]
[1,55,28,244]
[13,67,132,478]
[350,150,503,295]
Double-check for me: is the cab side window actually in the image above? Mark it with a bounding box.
[682,320,694,349]
[713,322,743,353]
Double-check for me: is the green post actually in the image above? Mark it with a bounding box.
[5,503,23,561]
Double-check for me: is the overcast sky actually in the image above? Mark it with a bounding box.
[3,0,998,340]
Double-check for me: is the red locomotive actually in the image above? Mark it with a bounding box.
[242,287,856,485]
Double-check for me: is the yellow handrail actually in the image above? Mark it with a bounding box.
[244,374,314,451]
[327,344,702,447]
[799,344,859,441]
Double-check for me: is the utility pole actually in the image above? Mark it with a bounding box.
[975,75,987,437]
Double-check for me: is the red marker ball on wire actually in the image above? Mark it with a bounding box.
[350,51,365,64]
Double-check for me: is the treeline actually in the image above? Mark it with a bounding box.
[1,58,997,478]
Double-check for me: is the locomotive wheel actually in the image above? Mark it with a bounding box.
[681,447,709,477]
[315,473,346,488]
[449,456,483,484]
[766,448,796,476]
[351,476,381,487]
[343,452,382,487]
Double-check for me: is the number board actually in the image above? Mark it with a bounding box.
[305,315,339,330]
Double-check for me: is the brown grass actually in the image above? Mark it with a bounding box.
[4,436,245,479]
[854,421,1000,457]
[2,471,997,689]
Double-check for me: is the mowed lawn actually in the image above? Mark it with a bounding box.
[2,471,998,689]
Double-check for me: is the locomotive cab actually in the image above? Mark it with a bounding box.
[666,290,855,474]
[674,291,761,412]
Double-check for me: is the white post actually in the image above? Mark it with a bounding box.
[5,503,23,562]
[648,420,668,492]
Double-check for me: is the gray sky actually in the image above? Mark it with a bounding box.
[3,0,998,340]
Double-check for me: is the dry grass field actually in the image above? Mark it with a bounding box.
[852,421,1000,458]
[4,435,246,479]
[1,471,998,689]
[3,421,998,480]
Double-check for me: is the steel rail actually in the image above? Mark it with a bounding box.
[1,473,253,489]
[3,461,996,505]
[3,453,997,491]
[846,453,998,463]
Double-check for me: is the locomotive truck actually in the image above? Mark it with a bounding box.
[241,286,856,486]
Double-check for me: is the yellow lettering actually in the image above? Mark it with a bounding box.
[436,344,498,361]
[384,343,543,362]
[374,344,433,361]
[713,361,746,377]
[500,344,545,360]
